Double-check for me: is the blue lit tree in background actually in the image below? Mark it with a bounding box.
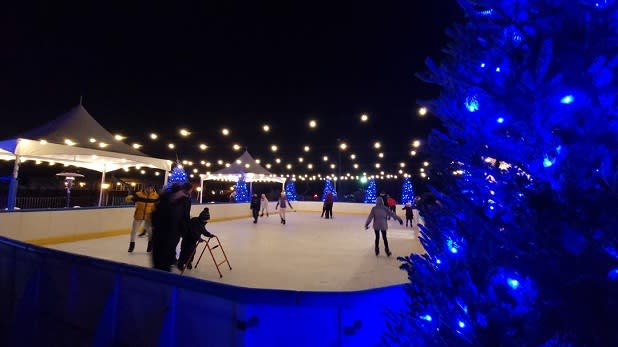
[234,175,250,202]
[364,179,377,203]
[166,162,188,189]
[387,1,618,346]
[321,179,336,201]
[285,179,297,201]
[400,177,415,204]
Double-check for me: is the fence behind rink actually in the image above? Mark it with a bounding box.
[0,203,409,346]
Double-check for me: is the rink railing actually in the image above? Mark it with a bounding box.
[0,236,406,346]
[0,201,380,244]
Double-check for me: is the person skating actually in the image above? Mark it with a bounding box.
[365,197,403,256]
[275,192,295,224]
[177,208,215,271]
[324,191,334,219]
[126,185,159,252]
[402,202,414,228]
[151,183,193,272]
[250,193,261,223]
[260,193,270,217]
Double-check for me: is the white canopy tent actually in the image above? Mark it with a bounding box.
[199,150,286,203]
[0,105,172,209]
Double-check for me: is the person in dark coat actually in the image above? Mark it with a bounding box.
[151,183,193,272]
[402,202,414,228]
[178,207,215,271]
[365,197,403,256]
[250,193,261,223]
[323,191,334,219]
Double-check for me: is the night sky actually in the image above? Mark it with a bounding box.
[1,1,462,178]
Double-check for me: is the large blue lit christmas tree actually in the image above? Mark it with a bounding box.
[166,162,188,190]
[387,1,618,346]
[234,175,250,203]
[400,177,415,204]
[285,179,297,201]
[321,179,336,201]
[364,178,377,203]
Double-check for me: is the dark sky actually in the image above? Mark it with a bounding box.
[0,1,462,177]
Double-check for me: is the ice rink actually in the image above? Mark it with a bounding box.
[49,212,424,291]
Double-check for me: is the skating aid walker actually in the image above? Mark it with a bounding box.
[181,235,232,278]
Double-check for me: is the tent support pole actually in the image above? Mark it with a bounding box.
[250,181,253,196]
[199,178,204,204]
[98,166,106,207]
[7,155,21,210]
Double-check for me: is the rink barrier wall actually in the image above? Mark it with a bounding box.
[0,235,407,346]
[0,201,386,245]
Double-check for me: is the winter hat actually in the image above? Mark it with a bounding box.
[198,208,210,221]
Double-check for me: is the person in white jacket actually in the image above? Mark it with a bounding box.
[260,193,270,217]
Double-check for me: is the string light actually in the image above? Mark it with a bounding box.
[378,152,384,158]
[298,157,304,162]
[339,142,348,150]
[233,144,241,151]
[132,143,142,149]
[179,129,191,136]
[309,119,317,128]
[114,134,126,141]
[418,107,428,116]
[271,145,278,152]
[360,114,369,122]
[373,141,381,149]
[323,156,329,161]
[350,154,356,160]
[150,133,158,140]
[168,143,175,149]
[89,138,97,143]
[412,140,421,148]
[222,128,230,136]
[263,124,270,132]
[304,145,310,152]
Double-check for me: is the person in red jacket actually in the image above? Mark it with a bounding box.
[386,194,397,219]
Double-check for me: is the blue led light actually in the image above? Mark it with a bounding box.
[609,268,618,281]
[560,95,574,104]
[496,117,504,123]
[480,63,486,68]
[465,96,479,112]
[507,278,520,289]
[420,314,433,322]
[495,67,501,72]
[543,156,554,168]
[458,321,466,328]
[436,258,442,264]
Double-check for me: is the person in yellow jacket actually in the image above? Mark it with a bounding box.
[127,185,159,252]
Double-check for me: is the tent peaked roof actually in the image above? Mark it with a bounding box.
[19,104,145,156]
[0,105,171,172]
[212,150,273,175]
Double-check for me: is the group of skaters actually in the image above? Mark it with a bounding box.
[249,192,295,224]
[126,183,215,272]
[126,183,425,272]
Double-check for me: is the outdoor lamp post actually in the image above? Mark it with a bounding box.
[56,172,84,208]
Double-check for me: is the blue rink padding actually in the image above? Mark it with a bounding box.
[0,236,407,347]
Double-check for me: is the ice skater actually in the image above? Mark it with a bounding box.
[275,192,295,224]
[250,193,261,223]
[126,185,159,253]
[402,202,414,228]
[365,197,403,256]
[178,208,215,271]
[260,193,270,217]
